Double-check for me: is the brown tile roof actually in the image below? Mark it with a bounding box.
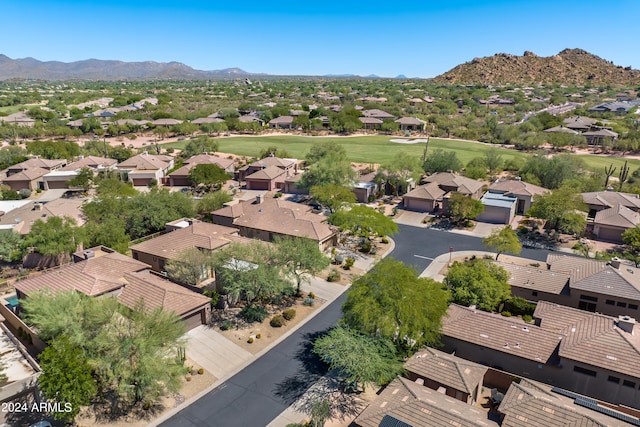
[6,158,66,172]
[581,191,640,210]
[183,154,234,169]
[252,156,296,169]
[488,179,548,197]
[0,198,85,234]
[497,261,570,295]
[358,117,383,124]
[574,267,640,301]
[361,109,395,119]
[119,271,210,316]
[424,172,484,195]
[534,301,640,379]
[152,118,183,126]
[395,117,426,125]
[191,117,225,124]
[60,156,117,171]
[594,204,640,228]
[268,115,294,125]
[14,251,149,297]
[130,222,246,260]
[442,304,562,364]
[499,379,624,427]
[117,153,172,171]
[404,347,487,394]
[353,377,498,427]
[245,165,286,180]
[547,254,608,283]
[403,182,446,201]
[2,167,49,182]
[212,198,337,242]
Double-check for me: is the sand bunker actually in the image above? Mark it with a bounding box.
[389,138,430,144]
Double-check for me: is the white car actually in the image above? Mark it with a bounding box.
[29,422,53,427]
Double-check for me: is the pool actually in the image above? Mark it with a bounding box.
[4,295,18,308]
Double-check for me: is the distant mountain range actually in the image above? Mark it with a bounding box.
[435,48,640,86]
[0,54,256,80]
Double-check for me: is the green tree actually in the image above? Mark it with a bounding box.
[447,193,484,224]
[483,226,522,260]
[444,258,511,311]
[483,148,503,174]
[24,216,84,259]
[164,247,212,286]
[313,327,403,392]
[188,164,230,190]
[259,145,291,159]
[329,205,398,239]
[305,141,347,165]
[0,231,25,262]
[211,242,292,306]
[95,177,137,198]
[83,217,130,254]
[342,258,450,351]
[379,152,423,196]
[275,237,330,294]
[423,149,462,173]
[66,167,94,191]
[310,184,356,213]
[527,186,587,234]
[38,336,97,422]
[181,136,220,158]
[299,152,357,189]
[196,191,233,219]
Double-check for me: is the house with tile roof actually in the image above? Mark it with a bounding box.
[499,254,640,317]
[440,301,640,409]
[268,115,294,129]
[592,204,640,242]
[402,172,484,213]
[166,154,234,187]
[395,117,426,132]
[1,167,49,192]
[582,191,640,216]
[358,116,383,130]
[0,111,36,127]
[498,378,639,427]
[352,377,499,427]
[42,155,118,190]
[487,179,548,215]
[404,347,487,405]
[116,152,174,186]
[361,109,395,120]
[0,198,85,235]
[236,155,297,183]
[210,195,338,250]
[130,220,250,274]
[14,247,211,330]
[245,165,287,191]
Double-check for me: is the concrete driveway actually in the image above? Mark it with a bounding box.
[184,325,253,379]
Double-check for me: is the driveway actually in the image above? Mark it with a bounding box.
[184,326,253,379]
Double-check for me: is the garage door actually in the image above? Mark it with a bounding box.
[46,180,69,189]
[182,310,204,330]
[597,226,624,243]
[247,180,269,190]
[131,178,150,187]
[404,198,432,212]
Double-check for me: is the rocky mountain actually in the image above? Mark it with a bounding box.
[434,49,640,86]
[0,54,255,80]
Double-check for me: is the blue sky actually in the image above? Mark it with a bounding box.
[3,0,639,78]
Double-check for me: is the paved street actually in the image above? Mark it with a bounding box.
[158,224,557,427]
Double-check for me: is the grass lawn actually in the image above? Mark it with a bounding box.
[0,105,23,115]
[163,135,528,165]
[163,134,640,173]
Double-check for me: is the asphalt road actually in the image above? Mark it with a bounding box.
[160,224,555,427]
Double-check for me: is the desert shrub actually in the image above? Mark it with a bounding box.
[522,314,533,323]
[343,257,355,270]
[256,333,261,339]
[282,308,296,321]
[220,320,233,331]
[326,270,340,282]
[197,368,204,375]
[308,292,316,300]
[240,304,268,323]
[274,192,283,198]
[505,297,536,316]
[303,297,315,306]
[381,237,389,244]
[270,315,285,327]
[18,189,31,199]
[501,311,512,317]
[247,337,254,343]
[359,240,372,254]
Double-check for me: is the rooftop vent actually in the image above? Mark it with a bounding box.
[618,315,637,335]
[611,257,621,269]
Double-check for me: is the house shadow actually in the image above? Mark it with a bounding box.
[273,329,365,422]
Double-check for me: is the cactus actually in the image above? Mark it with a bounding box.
[176,346,186,364]
[604,163,616,188]
[619,160,630,191]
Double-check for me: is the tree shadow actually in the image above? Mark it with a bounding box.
[273,328,365,422]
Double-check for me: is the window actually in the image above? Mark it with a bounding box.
[532,291,538,297]
[578,301,597,312]
[573,366,597,377]
[608,376,620,383]
[580,294,598,302]
[606,300,615,305]
[617,302,627,308]
[623,380,636,388]
[630,304,639,310]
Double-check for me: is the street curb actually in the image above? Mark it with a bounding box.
[146,244,396,427]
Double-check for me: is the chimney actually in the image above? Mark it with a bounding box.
[256,194,264,204]
[611,257,621,269]
[618,316,636,335]
[515,176,522,181]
